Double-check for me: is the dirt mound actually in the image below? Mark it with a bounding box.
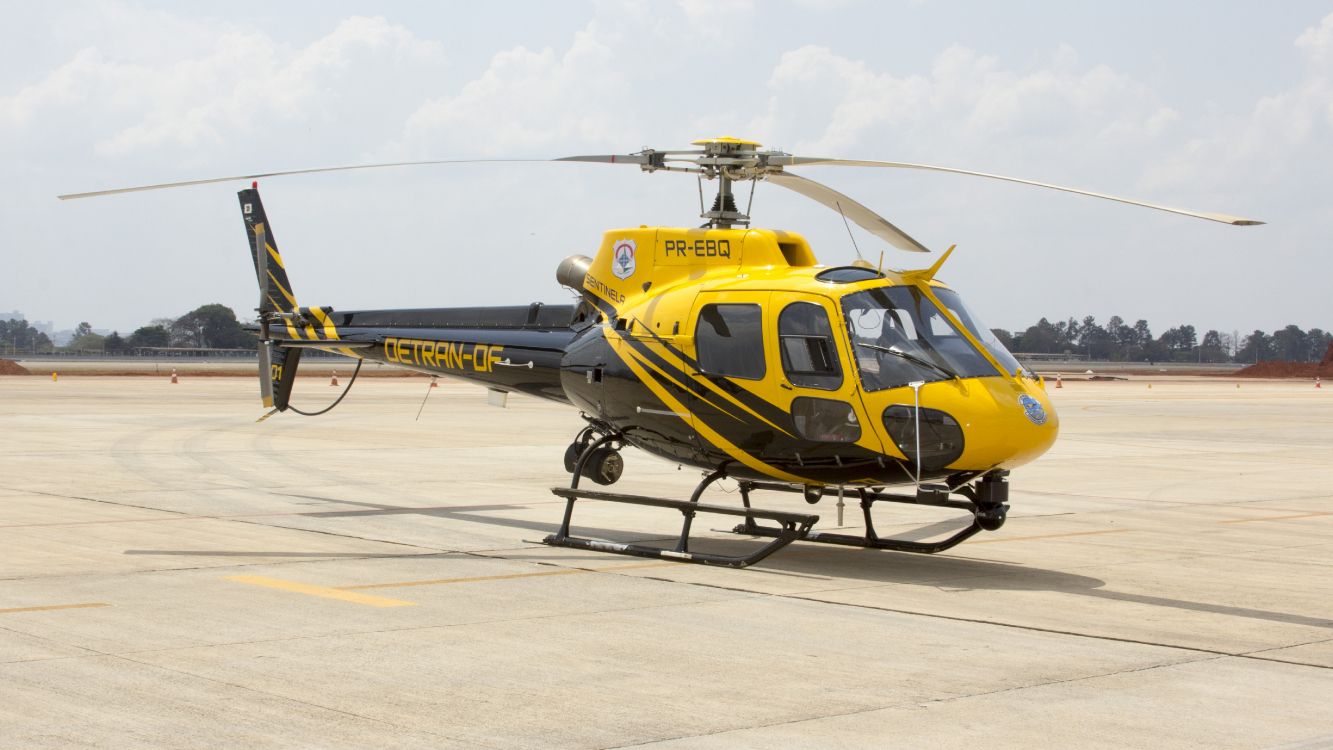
[1234,360,1333,379]
[0,359,30,375]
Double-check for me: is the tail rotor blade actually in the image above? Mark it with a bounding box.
[258,341,275,409]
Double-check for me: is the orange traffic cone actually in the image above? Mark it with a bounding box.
[1317,377,1322,389]
[330,371,339,387]
[170,369,178,384]
[1055,373,1063,389]
[430,376,439,388]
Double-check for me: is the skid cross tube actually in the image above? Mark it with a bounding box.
[676,466,727,553]
[543,463,819,568]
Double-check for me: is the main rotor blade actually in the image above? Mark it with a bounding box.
[556,149,704,166]
[555,154,655,166]
[775,157,1264,226]
[766,172,929,253]
[57,159,538,200]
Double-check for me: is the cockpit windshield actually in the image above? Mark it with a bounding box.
[930,287,1027,378]
[841,286,999,391]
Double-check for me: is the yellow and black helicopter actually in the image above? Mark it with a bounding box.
[61,137,1261,567]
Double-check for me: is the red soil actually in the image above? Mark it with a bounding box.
[0,359,31,375]
[1234,361,1333,379]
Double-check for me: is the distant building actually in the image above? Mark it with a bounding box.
[32,320,54,336]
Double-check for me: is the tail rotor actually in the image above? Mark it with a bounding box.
[254,220,276,409]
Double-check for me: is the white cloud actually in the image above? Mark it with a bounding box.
[1,47,106,128]
[397,21,629,155]
[0,14,445,161]
[1142,12,1333,193]
[788,0,860,9]
[677,0,754,31]
[750,43,1175,171]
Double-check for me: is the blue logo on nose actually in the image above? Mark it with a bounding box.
[1018,394,1047,425]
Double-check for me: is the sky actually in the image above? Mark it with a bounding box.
[2,0,1330,337]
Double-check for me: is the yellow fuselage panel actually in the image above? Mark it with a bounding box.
[581,224,1059,476]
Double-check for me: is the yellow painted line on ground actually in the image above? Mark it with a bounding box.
[340,561,673,590]
[0,602,108,615]
[225,575,415,607]
[969,528,1132,545]
[1218,512,1333,525]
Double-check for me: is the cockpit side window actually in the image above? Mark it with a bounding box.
[696,303,765,380]
[778,302,842,390]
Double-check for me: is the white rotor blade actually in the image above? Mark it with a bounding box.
[57,159,538,200]
[774,157,1264,226]
[766,172,930,253]
[556,154,655,166]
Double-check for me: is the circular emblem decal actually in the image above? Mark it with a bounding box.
[1018,394,1047,426]
[612,239,636,280]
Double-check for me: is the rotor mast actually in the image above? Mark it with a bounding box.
[693,137,760,229]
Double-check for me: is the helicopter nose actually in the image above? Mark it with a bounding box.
[969,380,1059,469]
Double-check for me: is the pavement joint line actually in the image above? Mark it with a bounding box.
[603,653,1224,749]
[0,486,468,556]
[338,561,675,590]
[224,575,416,607]
[585,563,1333,669]
[1218,512,1333,524]
[0,511,317,529]
[777,592,1333,670]
[102,651,490,749]
[0,602,109,615]
[968,528,1133,544]
[20,592,753,665]
[1238,635,1333,658]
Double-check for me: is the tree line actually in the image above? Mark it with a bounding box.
[992,316,1331,364]
[4,306,1329,364]
[1,303,251,355]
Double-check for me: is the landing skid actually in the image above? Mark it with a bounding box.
[544,439,818,567]
[541,431,1009,567]
[546,485,817,568]
[732,478,1008,554]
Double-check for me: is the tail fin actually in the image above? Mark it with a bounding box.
[240,185,299,314]
[239,184,301,410]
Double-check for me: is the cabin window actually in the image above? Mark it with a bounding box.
[778,302,843,390]
[696,304,765,379]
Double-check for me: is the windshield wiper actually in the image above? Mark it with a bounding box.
[855,341,960,381]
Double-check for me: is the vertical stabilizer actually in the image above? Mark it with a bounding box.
[239,185,302,410]
[240,186,298,314]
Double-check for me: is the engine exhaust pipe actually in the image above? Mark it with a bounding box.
[556,254,592,292]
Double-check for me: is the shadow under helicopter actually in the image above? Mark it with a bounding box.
[127,493,1330,632]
